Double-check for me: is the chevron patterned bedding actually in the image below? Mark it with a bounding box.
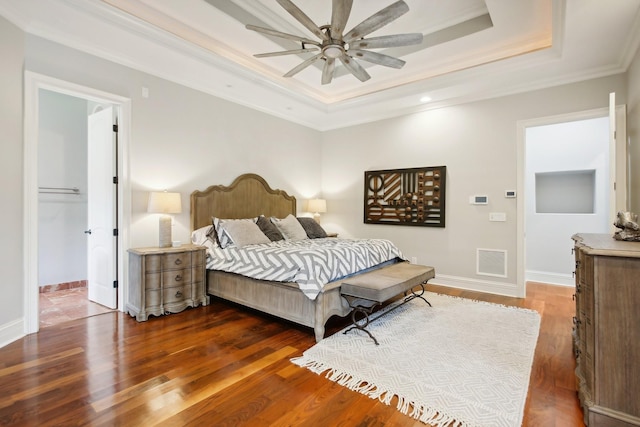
[205,238,404,300]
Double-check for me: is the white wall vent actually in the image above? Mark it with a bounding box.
[477,248,507,278]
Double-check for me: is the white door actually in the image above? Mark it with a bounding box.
[87,107,117,308]
[609,92,629,232]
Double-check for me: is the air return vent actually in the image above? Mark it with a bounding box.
[477,249,507,278]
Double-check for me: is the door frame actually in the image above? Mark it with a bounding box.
[23,71,131,334]
[516,105,628,294]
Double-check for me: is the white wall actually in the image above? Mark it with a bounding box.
[628,45,640,214]
[525,117,610,286]
[321,77,626,297]
[0,16,25,347]
[38,90,88,287]
[24,35,324,250]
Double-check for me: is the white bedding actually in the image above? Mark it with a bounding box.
[202,237,404,300]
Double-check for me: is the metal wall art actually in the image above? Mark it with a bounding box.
[364,166,446,227]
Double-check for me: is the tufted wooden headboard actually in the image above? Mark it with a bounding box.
[190,173,296,230]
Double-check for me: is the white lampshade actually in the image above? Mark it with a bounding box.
[307,198,327,214]
[147,191,182,214]
[308,198,327,224]
[148,191,182,247]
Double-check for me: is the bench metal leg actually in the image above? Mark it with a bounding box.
[343,281,432,345]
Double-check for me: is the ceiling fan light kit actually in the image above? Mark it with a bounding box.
[247,0,423,85]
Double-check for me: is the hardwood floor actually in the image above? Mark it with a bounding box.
[0,282,584,426]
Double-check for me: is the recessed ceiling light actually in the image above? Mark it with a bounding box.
[420,96,432,103]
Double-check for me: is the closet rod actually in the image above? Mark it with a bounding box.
[38,186,80,195]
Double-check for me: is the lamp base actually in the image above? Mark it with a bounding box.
[313,213,321,224]
[159,215,172,248]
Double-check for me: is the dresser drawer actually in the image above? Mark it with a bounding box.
[192,250,205,266]
[164,284,191,304]
[163,252,192,270]
[163,268,191,287]
[144,255,162,273]
[145,289,161,308]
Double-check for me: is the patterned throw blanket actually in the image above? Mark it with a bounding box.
[206,238,404,300]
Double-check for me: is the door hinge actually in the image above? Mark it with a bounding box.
[113,124,118,132]
[113,228,118,236]
[113,280,118,289]
[113,176,118,184]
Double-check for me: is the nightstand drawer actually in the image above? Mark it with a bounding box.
[163,252,191,270]
[192,250,205,266]
[144,255,162,273]
[164,284,191,303]
[145,289,161,308]
[163,268,191,287]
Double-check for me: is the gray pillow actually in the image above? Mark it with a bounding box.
[271,214,308,241]
[221,220,271,248]
[212,216,256,248]
[257,215,284,241]
[297,217,328,238]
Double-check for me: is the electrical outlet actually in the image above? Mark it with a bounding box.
[411,256,417,264]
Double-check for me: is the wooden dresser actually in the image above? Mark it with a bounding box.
[127,244,209,321]
[572,233,640,426]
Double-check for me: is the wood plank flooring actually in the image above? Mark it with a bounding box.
[0,282,584,426]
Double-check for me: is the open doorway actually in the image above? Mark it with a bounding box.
[37,90,117,327]
[516,103,628,292]
[23,72,131,334]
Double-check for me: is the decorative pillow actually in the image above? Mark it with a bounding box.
[256,215,284,241]
[222,220,270,248]
[211,216,256,249]
[191,225,218,252]
[271,214,308,241]
[297,217,328,239]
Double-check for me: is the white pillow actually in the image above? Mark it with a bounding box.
[222,220,270,248]
[271,214,308,241]
[191,225,218,252]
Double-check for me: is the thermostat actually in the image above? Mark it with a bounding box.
[505,190,517,198]
[470,195,488,205]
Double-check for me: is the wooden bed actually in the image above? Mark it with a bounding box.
[190,173,351,342]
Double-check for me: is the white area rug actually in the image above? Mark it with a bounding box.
[291,292,541,427]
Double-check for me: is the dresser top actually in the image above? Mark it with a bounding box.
[572,233,640,258]
[128,244,204,255]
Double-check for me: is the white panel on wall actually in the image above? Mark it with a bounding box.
[477,248,507,278]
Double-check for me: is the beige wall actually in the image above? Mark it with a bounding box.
[627,45,640,214]
[0,16,25,345]
[321,76,627,296]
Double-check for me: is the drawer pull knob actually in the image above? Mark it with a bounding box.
[175,291,183,298]
[175,259,182,265]
[175,274,182,282]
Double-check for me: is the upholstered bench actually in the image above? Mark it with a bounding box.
[340,262,435,344]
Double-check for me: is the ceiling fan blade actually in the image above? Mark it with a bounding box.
[321,58,336,85]
[246,24,320,46]
[348,49,405,69]
[276,0,328,41]
[339,54,371,82]
[344,0,410,42]
[351,33,423,49]
[331,0,353,40]
[254,48,319,58]
[284,53,323,77]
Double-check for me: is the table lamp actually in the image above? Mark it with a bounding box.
[147,191,182,247]
[307,198,327,223]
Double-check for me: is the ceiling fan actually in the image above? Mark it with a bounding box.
[246,0,424,85]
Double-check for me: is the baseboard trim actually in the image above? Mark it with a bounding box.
[40,280,87,293]
[0,318,25,349]
[526,270,574,287]
[430,274,522,298]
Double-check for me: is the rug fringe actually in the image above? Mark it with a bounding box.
[290,356,468,426]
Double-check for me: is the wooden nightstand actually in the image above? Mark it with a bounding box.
[325,232,339,238]
[127,244,209,321]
